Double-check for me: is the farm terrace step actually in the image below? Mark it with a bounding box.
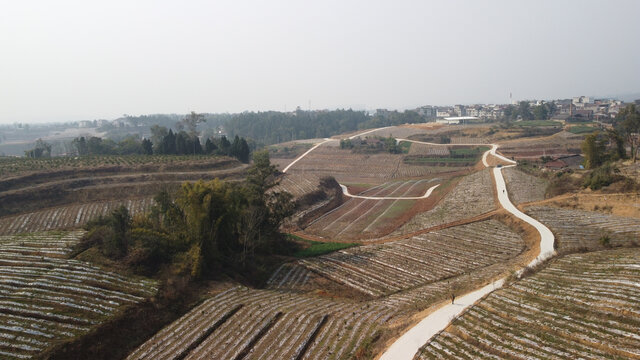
[127,286,394,360]
[304,180,434,240]
[395,169,496,235]
[417,248,640,359]
[0,231,157,359]
[526,206,640,251]
[286,220,523,298]
[0,198,154,236]
[501,167,548,204]
[285,146,452,183]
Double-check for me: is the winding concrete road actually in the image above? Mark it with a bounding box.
[281,127,556,360]
[282,138,335,173]
[380,139,556,360]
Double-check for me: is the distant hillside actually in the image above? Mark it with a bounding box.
[224,109,425,146]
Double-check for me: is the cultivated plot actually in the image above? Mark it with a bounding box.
[0,198,154,236]
[127,286,393,360]
[526,206,640,251]
[285,220,522,298]
[395,169,496,234]
[303,180,435,240]
[416,248,640,359]
[0,231,157,359]
[501,167,548,204]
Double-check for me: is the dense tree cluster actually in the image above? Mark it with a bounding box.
[225,109,426,146]
[581,130,625,169]
[24,138,52,158]
[615,104,640,163]
[67,112,251,162]
[503,101,556,121]
[80,151,294,278]
[339,136,401,154]
[71,132,251,162]
[579,109,639,190]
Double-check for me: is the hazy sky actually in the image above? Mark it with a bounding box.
[1,0,639,124]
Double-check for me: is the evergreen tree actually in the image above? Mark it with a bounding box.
[238,138,251,163]
[141,138,153,155]
[219,135,231,155]
[581,132,606,169]
[193,136,203,154]
[205,138,217,154]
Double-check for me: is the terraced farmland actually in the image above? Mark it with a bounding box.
[303,180,435,240]
[416,248,640,359]
[349,125,431,139]
[286,146,458,183]
[396,169,495,234]
[526,206,640,251]
[288,220,523,297]
[0,198,154,236]
[502,167,548,204]
[0,154,232,179]
[127,286,393,360]
[407,143,451,157]
[0,155,245,217]
[276,173,322,198]
[498,131,583,159]
[0,231,157,359]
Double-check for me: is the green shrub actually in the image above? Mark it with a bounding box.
[599,234,611,247]
[582,164,619,190]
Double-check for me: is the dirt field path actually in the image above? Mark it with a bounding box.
[339,183,440,200]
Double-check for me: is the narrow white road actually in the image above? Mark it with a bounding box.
[283,127,393,173]
[349,126,394,139]
[340,184,440,200]
[380,279,505,360]
[494,165,555,267]
[282,138,334,173]
[279,127,556,360]
[380,140,555,360]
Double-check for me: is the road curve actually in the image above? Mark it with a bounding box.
[278,128,556,360]
[340,184,440,200]
[380,141,555,360]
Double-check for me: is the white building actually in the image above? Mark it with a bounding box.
[436,116,479,125]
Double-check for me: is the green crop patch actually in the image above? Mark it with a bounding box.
[516,120,563,127]
[288,234,358,258]
[568,125,597,134]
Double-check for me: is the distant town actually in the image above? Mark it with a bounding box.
[396,95,634,124]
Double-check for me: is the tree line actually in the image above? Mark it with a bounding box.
[68,133,251,162]
[503,101,557,121]
[339,136,402,154]
[224,109,427,146]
